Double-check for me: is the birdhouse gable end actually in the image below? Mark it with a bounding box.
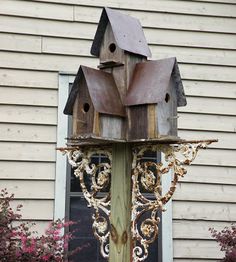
[124,57,187,107]
[91,7,151,58]
[63,66,125,117]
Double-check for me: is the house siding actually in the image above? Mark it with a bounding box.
[0,0,235,260]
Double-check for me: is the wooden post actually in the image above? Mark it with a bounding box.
[109,143,132,262]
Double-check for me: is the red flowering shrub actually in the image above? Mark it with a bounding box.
[209,224,236,262]
[0,188,86,261]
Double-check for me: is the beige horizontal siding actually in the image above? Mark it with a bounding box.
[173,183,236,203]
[74,6,236,33]
[0,161,55,180]
[0,68,58,88]
[31,0,236,17]
[173,220,233,240]
[178,113,236,132]
[0,0,235,260]
[11,200,53,220]
[173,201,236,221]
[0,105,57,125]
[0,16,236,49]
[174,240,224,259]
[0,0,74,21]
[1,180,55,199]
[0,123,56,143]
[182,80,236,98]
[0,87,58,107]
[178,130,236,149]
[0,142,56,162]
[182,165,236,185]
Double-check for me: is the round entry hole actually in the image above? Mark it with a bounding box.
[165,93,170,103]
[109,43,116,53]
[83,103,90,113]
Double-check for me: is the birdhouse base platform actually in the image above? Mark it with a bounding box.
[65,134,217,147]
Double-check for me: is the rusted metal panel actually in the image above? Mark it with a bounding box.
[64,65,125,117]
[91,7,151,58]
[124,57,187,107]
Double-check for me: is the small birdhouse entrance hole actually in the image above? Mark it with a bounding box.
[83,103,90,113]
[165,93,170,103]
[109,43,116,53]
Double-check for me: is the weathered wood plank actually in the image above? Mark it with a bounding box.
[11,200,53,220]
[0,123,56,143]
[100,116,124,139]
[173,201,236,221]
[0,69,58,89]
[0,32,41,53]
[178,130,236,150]
[0,0,73,21]
[180,97,236,116]
[178,113,236,132]
[182,165,236,185]
[0,161,55,180]
[173,220,233,240]
[173,183,236,203]
[0,180,54,199]
[0,105,57,125]
[183,80,236,99]
[0,142,56,162]
[1,16,236,50]
[0,87,58,107]
[74,6,236,34]
[174,240,224,259]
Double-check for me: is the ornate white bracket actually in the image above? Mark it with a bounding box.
[131,141,213,262]
[61,147,112,258]
[58,140,216,261]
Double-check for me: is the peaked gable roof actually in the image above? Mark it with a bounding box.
[64,66,125,117]
[91,7,151,58]
[124,57,187,107]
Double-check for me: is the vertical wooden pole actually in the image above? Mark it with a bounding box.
[109,143,132,262]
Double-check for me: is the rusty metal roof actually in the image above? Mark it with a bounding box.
[124,57,187,107]
[63,66,125,117]
[91,7,151,58]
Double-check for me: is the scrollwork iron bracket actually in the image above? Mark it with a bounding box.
[58,139,216,261]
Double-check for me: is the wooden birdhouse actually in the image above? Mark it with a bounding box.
[124,57,187,140]
[91,7,151,103]
[64,66,125,141]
